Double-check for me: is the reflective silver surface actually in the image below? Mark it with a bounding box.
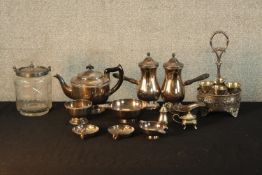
[55,64,124,104]
[172,113,198,130]
[211,85,228,95]
[108,124,134,140]
[64,99,92,117]
[158,105,169,125]
[161,69,185,103]
[161,53,209,103]
[69,117,88,126]
[136,68,161,102]
[13,63,51,78]
[99,99,159,122]
[139,120,168,140]
[113,53,161,102]
[199,81,214,93]
[167,102,206,130]
[72,124,99,139]
[197,91,241,117]
[197,31,241,118]
[226,82,241,94]
[167,102,206,113]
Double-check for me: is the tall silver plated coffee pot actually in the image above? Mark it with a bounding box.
[114,53,161,103]
[161,53,209,103]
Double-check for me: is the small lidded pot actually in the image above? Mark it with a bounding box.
[13,63,52,117]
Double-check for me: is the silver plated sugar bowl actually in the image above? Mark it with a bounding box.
[13,63,52,117]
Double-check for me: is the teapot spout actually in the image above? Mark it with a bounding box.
[54,74,73,99]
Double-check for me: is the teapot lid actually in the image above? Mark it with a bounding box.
[13,63,51,77]
[163,53,184,70]
[71,65,109,87]
[138,52,159,68]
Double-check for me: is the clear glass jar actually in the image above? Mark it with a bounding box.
[13,63,52,117]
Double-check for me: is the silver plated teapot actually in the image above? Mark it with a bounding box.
[55,64,124,104]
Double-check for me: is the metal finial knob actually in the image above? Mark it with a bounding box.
[147,52,150,57]
[86,64,94,70]
[29,62,34,68]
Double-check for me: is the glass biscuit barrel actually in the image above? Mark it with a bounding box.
[13,63,52,117]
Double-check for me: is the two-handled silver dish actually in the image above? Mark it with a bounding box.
[99,99,159,123]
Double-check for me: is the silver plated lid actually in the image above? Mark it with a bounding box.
[138,52,159,69]
[163,53,184,70]
[71,65,109,87]
[13,63,51,77]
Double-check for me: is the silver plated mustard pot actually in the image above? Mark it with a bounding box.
[166,102,206,130]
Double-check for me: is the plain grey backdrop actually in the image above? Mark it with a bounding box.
[0,0,261,101]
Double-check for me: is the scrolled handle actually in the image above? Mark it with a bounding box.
[172,114,181,124]
[104,64,124,95]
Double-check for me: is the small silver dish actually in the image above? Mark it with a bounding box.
[108,124,135,140]
[72,124,99,139]
[139,120,168,140]
[64,99,92,125]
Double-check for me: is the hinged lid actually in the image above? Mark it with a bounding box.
[163,53,184,70]
[138,52,159,69]
[71,65,109,87]
[13,63,51,77]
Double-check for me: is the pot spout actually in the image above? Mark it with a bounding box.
[54,74,73,99]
